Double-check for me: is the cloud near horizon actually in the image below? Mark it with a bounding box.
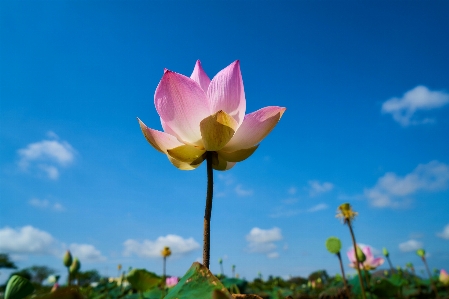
[17,133,76,179]
[399,239,423,252]
[382,85,449,126]
[246,227,282,258]
[364,161,449,208]
[123,234,200,258]
[437,224,449,240]
[0,226,106,262]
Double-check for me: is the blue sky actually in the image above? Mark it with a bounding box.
[1,0,449,283]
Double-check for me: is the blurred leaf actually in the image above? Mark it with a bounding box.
[143,287,164,299]
[371,279,398,298]
[127,269,161,292]
[164,262,231,299]
[4,275,34,299]
[212,289,233,299]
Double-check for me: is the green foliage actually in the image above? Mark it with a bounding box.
[325,237,342,254]
[5,275,35,299]
[164,262,231,299]
[0,253,17,269]
[126,269,161,292]
[22,265,56,284]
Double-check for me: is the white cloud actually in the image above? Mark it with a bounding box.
[246,227,282,258]
[29,198,65,212]
[382,85,449,126]
[288,187,297,195]
[437,224,449,240]
[17,136,76,179]
[69,243,106,262]
[267,252,279,259]
[308,180,334,197]
[399,239,423,252]
[364,161,449,208]
[123,234,200,258]
[0,226,57,255]
[235,184,253,197]
[307,203,328,212]
[246,227,282,243]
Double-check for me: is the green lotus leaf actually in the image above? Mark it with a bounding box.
[5,275,34,299]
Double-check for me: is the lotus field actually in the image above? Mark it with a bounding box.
[2,61,448,299]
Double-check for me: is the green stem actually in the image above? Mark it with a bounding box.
[336,252,351,299]
[348,221,367,299]
[67,267,71,286]
[203,152,214,269]
[163,256,166,278]
[386,256,394,274]
[422,257,440,299]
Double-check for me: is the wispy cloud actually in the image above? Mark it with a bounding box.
[382,86,449,126]
[269,207,301,218]
[288,187,297,195]
[364,161,449,208]
[308,180,334,197]
[246,227,282,258]
[437,224,449,240]
[29,198,65,212]
[68,243,106,262]
[235,184,253,197]
[307,203,328,212]
[123,234,200,258]
[17,133,76,180]
[399,239,423,252]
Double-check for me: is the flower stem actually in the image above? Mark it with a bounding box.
[336,252,351,298]
[422,257,440,299]
[348,221,367,299]
[386,256,394,274]
[203,152,214,269]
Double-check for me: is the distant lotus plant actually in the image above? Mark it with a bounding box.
[161,246,172,278]
[417,248,440,298]
[440,269,449,286]
[336,203,367,299]
[325,236,350,298]
[348,245,384,271]
[63,250,73,286]
[165,276,179,288]
[138,60,285,268]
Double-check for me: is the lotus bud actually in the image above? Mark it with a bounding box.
[118,264,122,271]
[416,249,426,258]
[218,258,223,264]
[440,269,449,286]
[382,247,389,257]
[69,257,81,274]
[384,270,388,276]
[325,237,342,254]
[63,250,73,267]
[356,246,366,263]
[161,246,172,258]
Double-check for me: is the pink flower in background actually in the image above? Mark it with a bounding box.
[166,276,179,288]
[347,245,384,270]
[138,60,286,171]
[440,269,449,286]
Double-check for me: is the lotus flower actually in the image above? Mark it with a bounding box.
[138,60,285,171]
[347,245,384,270]
[440,269,449,286]
[166,276,179,288]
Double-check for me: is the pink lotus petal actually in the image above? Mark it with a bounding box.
[223,106,286,152]
[225,162,236,170]
[347,248,356,263]
[190,60,211,92]
[167,156,201,170]
[155,70,211,146]
[370,257,384,268]
[207,61,246,125]
[363,246,373,259]
[138,118,185,154]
